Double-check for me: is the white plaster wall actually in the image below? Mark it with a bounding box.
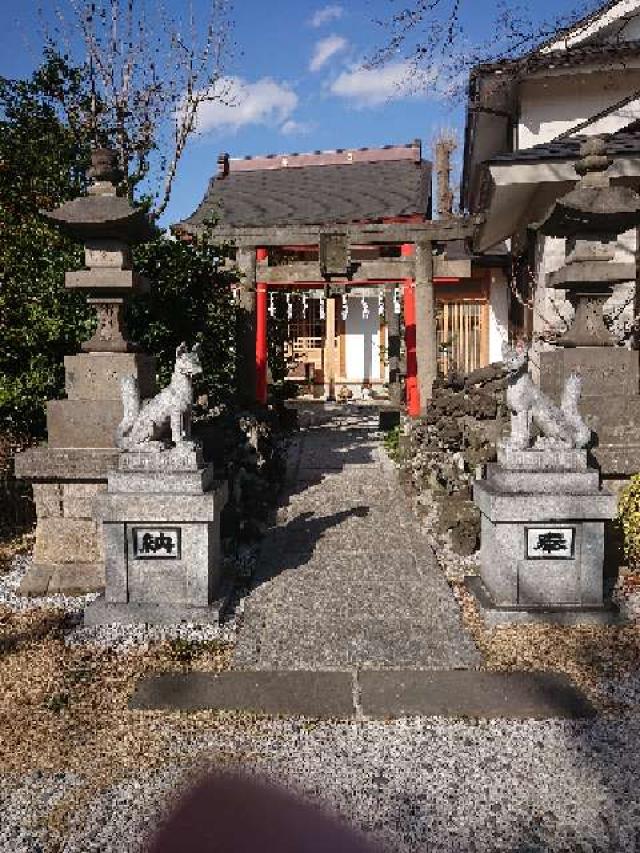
[488,271,509,362]
[518,71,640,149]
[615,11,640,39]
[345,297,381,381]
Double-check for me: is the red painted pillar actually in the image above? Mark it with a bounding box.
[256,247,268,405]
[402,243,420,417]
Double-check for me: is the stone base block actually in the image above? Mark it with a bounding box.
[117,445,204,473]
[591,443,640,477]
[34,517,104,566]
[32,483,63,517]
[15,448,118,597]
[19,562,104,596]
[107,467,215,495]
[474,477,617,609]
[497,445,587,472]
[46,399,123,448]
[540,347,640,400]
[473,480,617,523]
[83,589,230,626]
[14,447,120,480]
[96,479,228,614]
[465,575,625,626]
[64,352,156,401]
[485,464,600,495]
[63,482,107,518]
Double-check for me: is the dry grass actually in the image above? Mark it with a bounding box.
[451,578,640,711]
[0,530,34,572]
[0,602,252,848]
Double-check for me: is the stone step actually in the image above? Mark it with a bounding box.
[130,670,595,720]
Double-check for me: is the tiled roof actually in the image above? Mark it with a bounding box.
[178,146,432,230]
[488,126,640,165]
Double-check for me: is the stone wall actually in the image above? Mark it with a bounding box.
[399,363,509,557]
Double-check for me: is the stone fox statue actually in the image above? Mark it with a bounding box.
[501,341,590,450]
[116,343,203,450]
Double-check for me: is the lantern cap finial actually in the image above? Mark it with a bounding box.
[87,147,123,190]
[574,136,612,177]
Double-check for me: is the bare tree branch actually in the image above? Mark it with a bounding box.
[367,0,613,99]
[45,0,234,217]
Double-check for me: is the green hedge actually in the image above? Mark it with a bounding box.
[617,474,640,571]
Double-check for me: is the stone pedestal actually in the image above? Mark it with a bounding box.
[14,353,156,596]
[470,447,620,624]
[540,347,640,476]
[84,447,228,625]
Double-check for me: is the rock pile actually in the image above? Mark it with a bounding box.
[194,404,292,550]
[400,362,509,555]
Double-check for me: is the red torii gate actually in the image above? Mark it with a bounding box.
[251,233,472,414]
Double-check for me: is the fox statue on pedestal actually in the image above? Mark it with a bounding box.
[501,340,590,451]
[116,342,202,451]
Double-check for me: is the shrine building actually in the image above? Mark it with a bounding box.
[176,140,509,410]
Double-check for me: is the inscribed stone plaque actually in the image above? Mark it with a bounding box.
[525,526,575,559]
[132,527,181,559]
[319,232,350,276]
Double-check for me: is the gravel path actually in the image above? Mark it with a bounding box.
[233,412,482,670]
[3,714,640,852]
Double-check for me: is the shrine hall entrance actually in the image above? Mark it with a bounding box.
[282,289,390,399]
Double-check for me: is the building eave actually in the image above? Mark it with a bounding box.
[476,154,640,251]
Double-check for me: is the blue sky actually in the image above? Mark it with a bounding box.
[1,0,585,227]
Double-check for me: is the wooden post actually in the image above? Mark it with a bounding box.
[385,283,402,406]
[402,243,420,417]
[415,240,436,412]
[323,295,337,399]
[235,247,257,407]
[255,247,268,404]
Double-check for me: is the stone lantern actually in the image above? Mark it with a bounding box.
[539,136,640,348]
[538,137,640,478]
[14,148,158,596]
[44,147,156,353]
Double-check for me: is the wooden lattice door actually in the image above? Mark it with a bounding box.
[436,297,489,376]
[285,296,325,384]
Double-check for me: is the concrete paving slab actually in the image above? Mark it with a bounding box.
[83,593,229,626]
[234,415,482,671]
[129,669,596,720]
[129,670,354,717]
[359,670,597,719]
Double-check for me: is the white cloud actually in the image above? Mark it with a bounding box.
[329,62,436,107]
[195,76,298,133]
[280,119,314,135]
[309,34,348,72]
[310,4,343,27]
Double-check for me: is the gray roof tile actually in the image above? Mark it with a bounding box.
[179,159,432,229]
[489,126,640,166]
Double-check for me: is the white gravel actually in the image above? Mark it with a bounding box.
[0,554,101,614]
[598,671,640,708]
[3,715,640,852]
[0,551,257,654]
